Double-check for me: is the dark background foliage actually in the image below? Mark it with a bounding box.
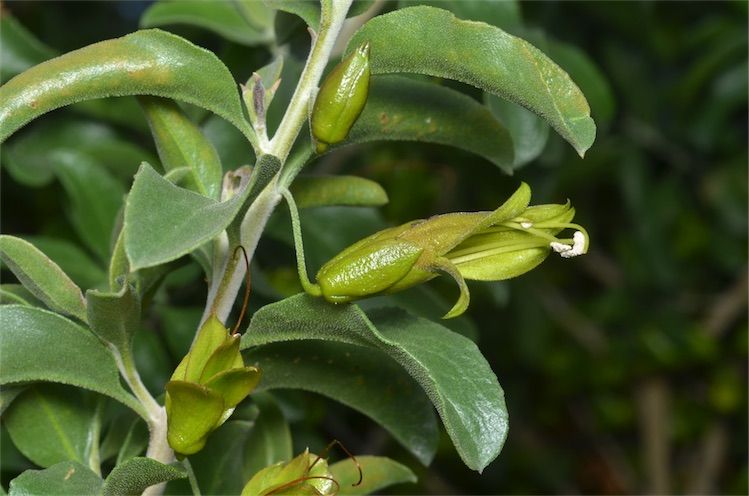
[1,1,747,494]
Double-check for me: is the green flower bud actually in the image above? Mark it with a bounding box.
[166,315,261,457]
[241,449,334,496]
[311,43,371,154]
[304,183,589,318]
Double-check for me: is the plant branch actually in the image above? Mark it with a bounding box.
[112,346,174,495]
[200,179,283,324]
[201,0,354,324]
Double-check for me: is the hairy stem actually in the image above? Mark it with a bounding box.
[114,348,174,495]
[201,0,354,323]
[200,179,282,324]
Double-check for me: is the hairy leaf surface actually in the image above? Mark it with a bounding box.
[347,6,595,156]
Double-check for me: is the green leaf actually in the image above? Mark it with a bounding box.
[123,162,244,270]
[0,386,25,415]
[357,283,479,341]
[184,421,253,495]
[347,6,596,156]
[264,0,320,28]
[0,15,56,83]
[349,0,376,17]
[0,235,87,322]
[139,96,224,200]
[71,97,151,134]
[141,0,273,46]
[0,29,255,146]
[102,457,186,496]
[545,38,615,127]
[329,456,416,495]
[0,285,42,307]
[117,420,149,466]
[243,295,507,471]
[108,228,185,298]
[133,328,173,394]
[265,206,388,271]
[202,114,256,171]
[290,175,388,209]
[0,305,146,418]
[86,283,141,354]
[100,409,147,464]
[159,306,204,359]
[242,393,293,480]
[264,0,372,29]
[486,95,549,168]
[346,75,514,172]
[22,236,106,291]
[8,461,103,496]
[369,308,508,471]
[4,384,99,468]
[400,0,522,32]
[233,0,276,31]
[125,154,280,270]
[1,119,155,188]
[52,153,125,263]
[243,341,439,466]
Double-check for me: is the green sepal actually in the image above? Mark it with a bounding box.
[431,258,470,319]
[174,315,228,382]
[198,334,242,384]
[519,202,575,227]
[398,181,531,257]
[241,450,333,496]
[479,182,532,228]
[165,380,224,456]
[203,367,262,409]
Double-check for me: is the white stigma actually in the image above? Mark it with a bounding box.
[550,231,588,259]
[560,231,587,258]
[520,221,533,229]
[550,241,572,253]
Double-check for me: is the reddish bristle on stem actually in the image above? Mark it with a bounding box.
[311,440,363,487]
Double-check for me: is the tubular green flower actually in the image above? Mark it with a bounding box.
[165,315,261,457]
[289,183,588,319]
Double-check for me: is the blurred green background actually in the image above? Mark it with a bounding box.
[1,1,746,494]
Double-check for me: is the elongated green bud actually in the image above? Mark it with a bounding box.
[311,43,371,154]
